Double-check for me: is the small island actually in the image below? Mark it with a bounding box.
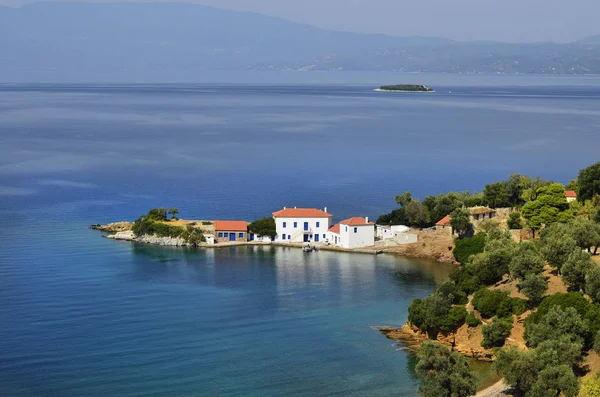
[375,84,434,93]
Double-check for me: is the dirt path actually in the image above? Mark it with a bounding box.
[476,380,510,397]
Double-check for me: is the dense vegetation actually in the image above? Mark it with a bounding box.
[415,341,478,397]
[410,162,600,397]
[132,208,205,246]
[248,217,276,238]
[376,174,556,228]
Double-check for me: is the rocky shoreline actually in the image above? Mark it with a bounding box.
[379,323,495,361]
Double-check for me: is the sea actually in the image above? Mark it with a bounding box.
[1,72,600,396]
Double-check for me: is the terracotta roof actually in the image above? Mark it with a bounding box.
[272,208,332,218]
[329,223,341,234]
[566,190,577,198]
[469,206,496,215]
[213,220,249,232]
[340,217,374,226]
[436,215,452,226]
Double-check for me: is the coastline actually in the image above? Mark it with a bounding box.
[93,222,455,262]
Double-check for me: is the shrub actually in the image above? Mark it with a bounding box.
[517,273,548,305]
[526,306,588,348]
[453,232,486,264]
[435,281,468,305]
[482,316,513,349]
[509,241,545,280]
[472,288,512,318]
[581,372,600,397]
[408,295,467,337]
[202,221,213,225]
[465,312,482,327]
[507,212,523,230]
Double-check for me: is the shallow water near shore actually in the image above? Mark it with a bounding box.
[2,75,600,395]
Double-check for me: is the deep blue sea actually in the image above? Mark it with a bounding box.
[1,73,600,396]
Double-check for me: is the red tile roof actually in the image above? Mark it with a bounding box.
[272,208,332,218]
[329,223,341,234]
[340,217,374,226]
[213,220,249,232]
[566,190,577,198]
[436,215,452,226]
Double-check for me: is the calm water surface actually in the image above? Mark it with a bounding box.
[1,75,600,396]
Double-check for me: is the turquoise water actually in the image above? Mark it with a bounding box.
[0,216,451,396]
[2,77,600,396]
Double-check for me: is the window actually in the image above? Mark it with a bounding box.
[316,222,320,228]
[239,233,244,238]
[218,232,223,238]
[354,227,358,233]
[224,233,229,237]
[283,222,287,228]
[294,222,297,228]
[282,234,286,240]
[323,234,326,238]
[345,226,348,232]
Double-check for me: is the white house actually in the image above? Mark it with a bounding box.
[273,207,332,243]
[328,217,375,249]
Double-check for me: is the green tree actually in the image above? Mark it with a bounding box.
[526,306,588,348]
[483,182,510,208]
[145,208,167,221]
[507,212,523,229]
[450,207,473,238]
[534,336,583,370]
[168,207,179,220]
[517,273,548,305]
[248,217,276,238]
[521,183,574,236]
[395,191,413,206]
[494,347,538,396]
[415,341,478,397]
[569,218,600,253]
[405,200,430,228]
[539,223,578,270]
[561,249,595,291]
[586,267,600,304]
[453,232,486,264]
[481,316,513,349]
[509,241,545,280]
[577,162,600,202]
[528,365,579,397]
[581,373,600,397]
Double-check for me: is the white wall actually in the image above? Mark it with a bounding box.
[376,225,396,239]
[340,224,375,249]
[274,217,331,243]
[327,231,341,245]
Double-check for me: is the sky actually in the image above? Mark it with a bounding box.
[1,0,599,43]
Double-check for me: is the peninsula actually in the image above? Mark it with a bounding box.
[375,84,434,92]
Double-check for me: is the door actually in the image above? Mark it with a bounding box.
[304,222,309,231]
[303,234,309,242]
[314,234,319,242]
[230,233,236,241]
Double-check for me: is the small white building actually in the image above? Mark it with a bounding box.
[376,225,396,240]
[566,190,577,203]
[205,234,215,245]
[273,207,332,243]
[328,217,375,249]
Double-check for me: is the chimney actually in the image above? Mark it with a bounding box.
[324,207,328,214]
[284,206,286,209]
[294,206,297,209]
[365,216,369,224]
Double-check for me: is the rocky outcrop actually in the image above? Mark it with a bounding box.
[379,323,495,361]
[135,235,188,246]
[106,231,188,246]
[91,222,133,233]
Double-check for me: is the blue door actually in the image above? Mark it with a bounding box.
[314,234,319,242]
[303,234,309,242]
[304,222,309,231]
[230,233,236,241]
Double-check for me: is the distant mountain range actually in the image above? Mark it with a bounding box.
[2,2,600,79]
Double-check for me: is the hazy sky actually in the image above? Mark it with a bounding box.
[2,0,599,43]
